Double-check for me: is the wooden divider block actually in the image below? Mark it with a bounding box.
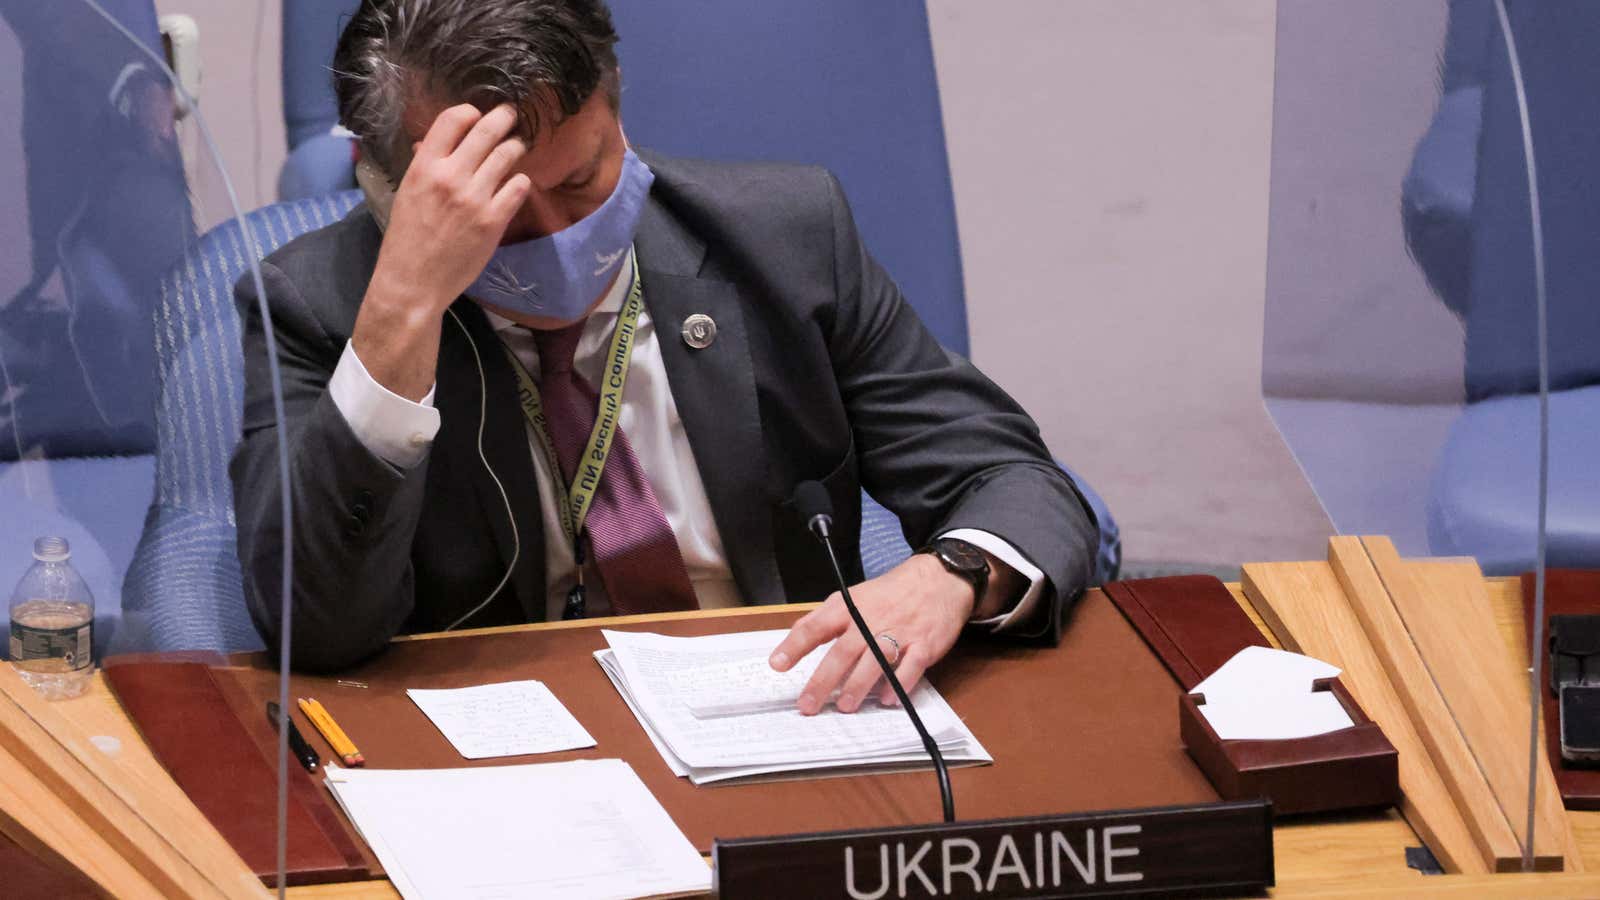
[1328,537,1530,872]
[0,665,265,899]
[0,736,169,898]
[1386,550,1578,871]
[1241,559,1486,875]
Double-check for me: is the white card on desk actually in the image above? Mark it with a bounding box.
[408,679,596,760]
[1192,645,1341,699]
[1191,646,1353,741]
[1199,690,1355,741]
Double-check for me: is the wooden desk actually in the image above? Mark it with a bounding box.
[50,581,1600,898]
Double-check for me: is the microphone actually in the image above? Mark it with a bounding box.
[792,481,955,823]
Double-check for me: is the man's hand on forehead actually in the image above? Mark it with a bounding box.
[348,102,532,402]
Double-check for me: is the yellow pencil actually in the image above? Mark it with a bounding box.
[298,697,365,767]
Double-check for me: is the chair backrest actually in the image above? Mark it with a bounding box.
[282,0,358,149]
[1407,0,1600,401]
[117,192,363,653]
[608,1,969,355]
[1461,0,1600,401]
[1401,0,1493,322]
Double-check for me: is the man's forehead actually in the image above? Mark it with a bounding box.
[402,84,571,143]
[401,91,613,176]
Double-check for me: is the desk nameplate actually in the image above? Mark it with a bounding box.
[712,798,1273,899]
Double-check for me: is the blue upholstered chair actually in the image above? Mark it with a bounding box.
[1409,0,1600,573]
[117,192,364,653]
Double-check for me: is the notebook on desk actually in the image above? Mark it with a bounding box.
[101,658,373,885]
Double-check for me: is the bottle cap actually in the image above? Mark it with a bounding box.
[32,536,70,563]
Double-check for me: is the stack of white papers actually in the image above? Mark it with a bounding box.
[595,629,991,785]
[325,759,709,900]
[1193,646,1356,740]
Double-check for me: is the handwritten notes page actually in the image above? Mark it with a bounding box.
[408,680,596,759]
[325,759,709,900]
[596,628,990,785]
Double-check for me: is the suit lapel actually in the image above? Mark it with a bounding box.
[636,209,785,606]
[436,301,548,621]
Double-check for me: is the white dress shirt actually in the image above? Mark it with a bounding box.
[328,248,1046,629]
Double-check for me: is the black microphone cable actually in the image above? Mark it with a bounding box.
[793,481,955,823]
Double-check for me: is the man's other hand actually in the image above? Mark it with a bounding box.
[768,553,981,715]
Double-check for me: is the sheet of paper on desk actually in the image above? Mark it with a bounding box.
[324,759,709,900]
[407,679,595,759]
[596,629,990,785]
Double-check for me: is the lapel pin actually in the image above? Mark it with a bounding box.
[681,313,717,350]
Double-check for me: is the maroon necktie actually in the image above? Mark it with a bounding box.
[531,322,699,614]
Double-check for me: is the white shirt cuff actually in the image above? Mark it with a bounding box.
[327,340,441,469]
[941,528,1046,633]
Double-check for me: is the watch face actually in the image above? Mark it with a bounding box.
[937,539,987,573]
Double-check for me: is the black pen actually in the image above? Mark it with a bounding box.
[267,701,320,773]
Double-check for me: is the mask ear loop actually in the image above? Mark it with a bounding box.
[442,307,520,631]
[354,157,395,231]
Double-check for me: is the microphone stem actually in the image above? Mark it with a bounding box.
[817,533,956,823]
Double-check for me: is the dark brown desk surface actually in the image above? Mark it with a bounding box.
[53,579,1600,898]
[211,589,1217,857]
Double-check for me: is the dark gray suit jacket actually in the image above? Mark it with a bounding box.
[231,152,1099,671]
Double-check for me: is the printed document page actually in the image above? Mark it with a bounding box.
[595,649,986,785]
[324,759,708,900]
[597,629,989,778]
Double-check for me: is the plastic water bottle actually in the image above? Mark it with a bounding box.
[9,537,95,699]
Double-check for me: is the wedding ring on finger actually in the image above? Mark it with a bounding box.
[875,631,901,666]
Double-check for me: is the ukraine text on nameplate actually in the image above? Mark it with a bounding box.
[712,799,1273,899]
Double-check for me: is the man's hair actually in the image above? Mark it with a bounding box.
[333,0,621,176]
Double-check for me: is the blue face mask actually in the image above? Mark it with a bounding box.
[466,148,655,322]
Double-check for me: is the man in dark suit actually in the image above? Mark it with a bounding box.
[232,0,1100,712]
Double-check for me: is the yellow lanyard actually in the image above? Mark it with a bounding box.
[499,255,644,555]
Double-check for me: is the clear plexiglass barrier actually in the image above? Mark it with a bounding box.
[1263,0,1599,873]
[2,1,302,892]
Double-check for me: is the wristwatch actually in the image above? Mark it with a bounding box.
[917,537,990,603]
